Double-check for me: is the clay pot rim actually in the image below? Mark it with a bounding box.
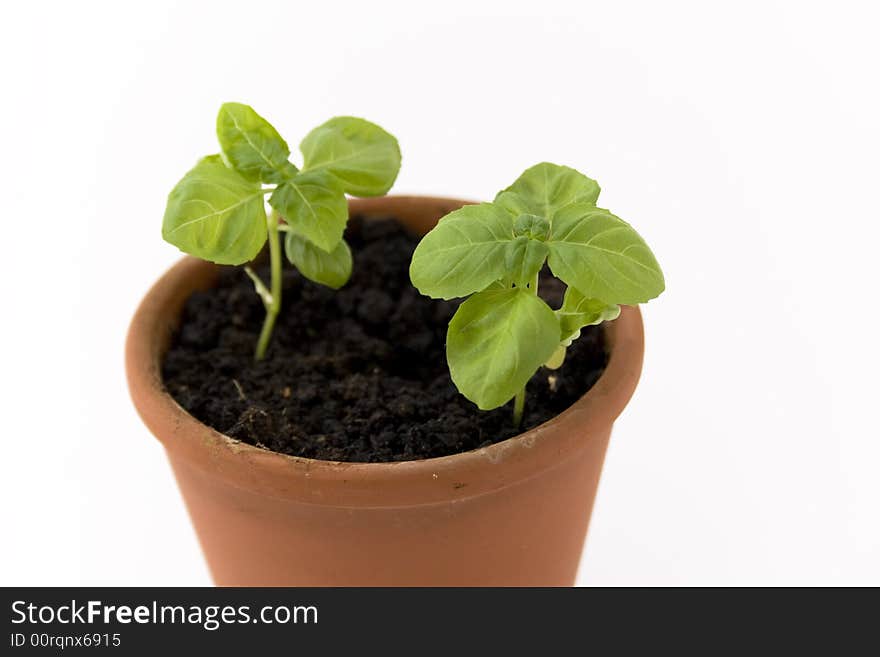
[126,195,645,508]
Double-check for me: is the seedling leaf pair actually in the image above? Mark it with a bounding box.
[410,162,664,422]
[163,103,400,358]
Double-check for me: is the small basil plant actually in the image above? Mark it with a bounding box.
[162,103,401,360]
[410,163,665,425]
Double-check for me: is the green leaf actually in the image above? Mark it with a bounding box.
[162,155,267,265]
[409,203,515,300]
[495,162,600,220]
[506,213,551,287]
[300,116,401,196]
[505,236,549,287]
[547,203,665,304]
[544,345,567,370]
[285,232,352,289]
[513,213,550,241]
[447,288,559,410]
[556,287,620,345]
[269,170,348,252]
[216,102,292,183]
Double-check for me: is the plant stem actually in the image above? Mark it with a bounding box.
[254,209,282,361]
[513,272,541,427]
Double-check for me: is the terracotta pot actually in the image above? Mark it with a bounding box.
[126,195,645,586]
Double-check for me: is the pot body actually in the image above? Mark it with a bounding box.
[126,196,645,586]
[167,428,610,586]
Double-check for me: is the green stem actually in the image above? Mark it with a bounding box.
[254,210,282,361]
[513,272,541,427]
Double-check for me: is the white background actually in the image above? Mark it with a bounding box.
[1,0,877,586]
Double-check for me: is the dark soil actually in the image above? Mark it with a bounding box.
[162,216,608,463]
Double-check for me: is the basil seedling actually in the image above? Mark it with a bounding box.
[163,103,401,360]
[410,163,664,425]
